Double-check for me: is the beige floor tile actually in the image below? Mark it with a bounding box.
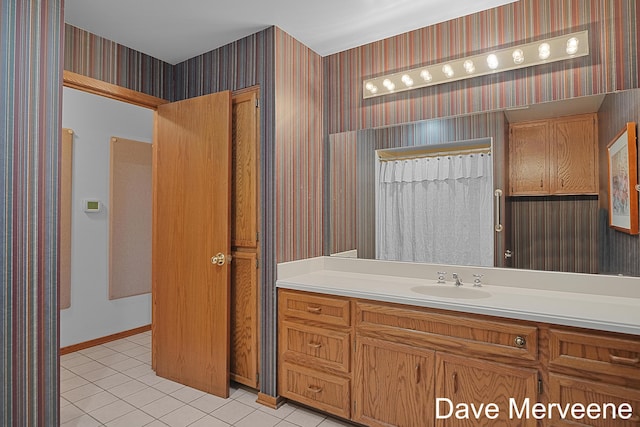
[60,413,103,427]
[234,410,281,427]
[62,383,104,403]
[89,399,136,424]
[74,390,119,412]
[211,400,255,425]
[170,385,207,403]
[104,409,155,427]
[92,372,132,390]
[140,395,186,418]
[159,404,207,427]
[189,393,229,413]
[108,379,149,398]
[284,407,327,427]
[126,386,165,408]
[188,415,231,427]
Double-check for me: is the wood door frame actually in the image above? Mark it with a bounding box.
[61,72,262,384]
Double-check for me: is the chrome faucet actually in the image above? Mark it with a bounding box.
[452,273,462,287]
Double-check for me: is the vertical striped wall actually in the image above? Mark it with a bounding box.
[597,88,640,276]
[1,0,63,425]
[274,28,325,263]
[64,24,172,100]
[324,0,640,134]
[509,196,599,273]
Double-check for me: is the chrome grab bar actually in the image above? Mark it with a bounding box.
[494,189,503,232]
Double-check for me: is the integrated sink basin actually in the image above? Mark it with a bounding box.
[411,285,491,299]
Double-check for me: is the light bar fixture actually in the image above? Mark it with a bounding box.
[363,30,589,99]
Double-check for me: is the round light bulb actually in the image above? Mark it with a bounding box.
[463,60,475,74]
[486,54,499,70]
[401,74,414,86]
[365,82,374,90]
[420,69,432,82]
[566,37,579,55]
[538,43,551,60]
[382,79,392,88]
[369,86,377,94]
[442,64,454,78]
[512,49,524,64]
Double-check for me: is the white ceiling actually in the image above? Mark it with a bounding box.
[64,0,517,65]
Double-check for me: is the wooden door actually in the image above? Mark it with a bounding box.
[152,91,232,397]
[435,352,538,427]
[354,336,435,427]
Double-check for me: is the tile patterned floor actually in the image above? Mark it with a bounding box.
[61,331,354,427]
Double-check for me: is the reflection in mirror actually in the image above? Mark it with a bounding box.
[329,89,640,277]
[375,140,493,267]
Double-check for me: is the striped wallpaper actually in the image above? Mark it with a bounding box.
[64,24,172,100]
[1,0,63,425]
[324,0,640,134]
[274,28,325,264]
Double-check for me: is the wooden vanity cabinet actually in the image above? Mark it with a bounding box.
[354,337,435,427]
[354,301,539,427]
[546,328,640,427]
[436,353,538,427]
[277,289,640,426]
[277,290,352,419]
[509,113,597,196]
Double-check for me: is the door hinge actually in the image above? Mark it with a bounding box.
[256,232,259,242]
[256,373,259,384]
[255,98,259,108]
[256,258,259,269]
[538,378,543,395]
[354,400,357,412]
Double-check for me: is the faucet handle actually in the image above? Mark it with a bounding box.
[437,271,447,284]
[473,274,483,287]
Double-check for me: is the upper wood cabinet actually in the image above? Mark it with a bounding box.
[509,114,598,196]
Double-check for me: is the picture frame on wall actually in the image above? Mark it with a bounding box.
[607,122,639,235]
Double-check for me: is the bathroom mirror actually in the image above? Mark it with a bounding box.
[328,88,640,277]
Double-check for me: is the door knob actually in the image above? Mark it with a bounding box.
[211,253,231,266]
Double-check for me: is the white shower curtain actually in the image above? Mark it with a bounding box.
[376,152,494,266]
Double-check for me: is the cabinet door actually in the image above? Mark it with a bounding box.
[230,251,258,388]
[549,374,640,427]
[553,114,597,194]
[509,122,549,195]
[231,90,259,248]
[435,352,538,427]
[354,337,435,427]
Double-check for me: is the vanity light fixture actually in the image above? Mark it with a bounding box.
[363,30,589,99]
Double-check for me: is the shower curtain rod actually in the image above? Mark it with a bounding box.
[377,142,491,162]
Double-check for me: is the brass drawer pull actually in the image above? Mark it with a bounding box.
[307,385,323,393]
[609,354,640,365]
[306,305,322,314]
[514,336,526,348]
[307,341,322,349]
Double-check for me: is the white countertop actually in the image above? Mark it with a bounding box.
[276,256,640,336]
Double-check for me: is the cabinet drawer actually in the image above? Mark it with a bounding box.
[356,302,538,362]
[281,321,350,373]
[549,374,640,426]
[279,362,350,419]
[279,290,350,327]
[549,329,640,382]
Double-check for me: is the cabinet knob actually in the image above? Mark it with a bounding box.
[514,336,526,348]
[306,305,322,314]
